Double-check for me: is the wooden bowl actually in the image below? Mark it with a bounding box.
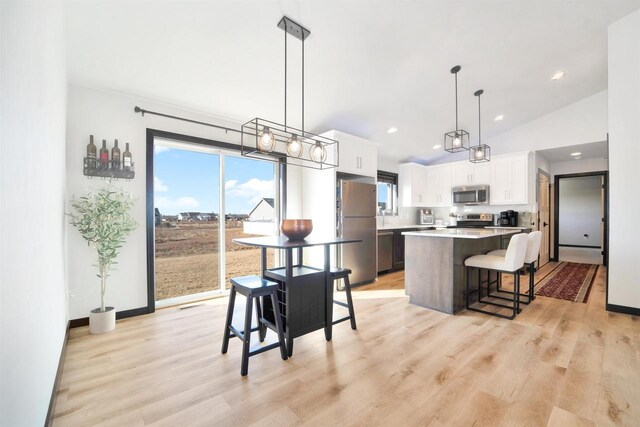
[280,219,313,241]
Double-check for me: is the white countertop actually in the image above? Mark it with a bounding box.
[402,228,521,239]
[377,224,447,231]
[484,226,531,230]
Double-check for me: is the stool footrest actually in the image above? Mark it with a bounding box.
[489,291,531,305]
[228,325,260,342]
[333,300,349,308]
[332,316,352,325]
[248,342,282,357]
[479,298,523,313]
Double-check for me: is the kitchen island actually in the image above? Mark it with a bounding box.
[402,228,522,314]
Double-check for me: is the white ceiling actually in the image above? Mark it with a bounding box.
[63,1,640,163]
[537,140,608,162]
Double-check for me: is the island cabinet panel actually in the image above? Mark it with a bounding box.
[404,235,503,314]
[405,235,455,312]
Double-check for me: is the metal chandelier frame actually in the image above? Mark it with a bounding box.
[241,16,339,170]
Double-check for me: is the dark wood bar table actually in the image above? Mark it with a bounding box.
[233,236,361,356]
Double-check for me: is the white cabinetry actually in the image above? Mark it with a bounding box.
[451,161,490,187]
[490,153,529,205]
[425,164,452,207]
[400,163,452,208]
[399,163,428,207]
[332,130,377,177]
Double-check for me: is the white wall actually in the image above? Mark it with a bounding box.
[66,85,302,319]
[558,176,603,247]
[608,10,640,309]
[1,2,68,425]
[550,157,608,178]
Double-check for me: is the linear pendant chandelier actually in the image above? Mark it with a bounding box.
[241,16,339,170]
[443,65,470,153]
[470,89,491,162]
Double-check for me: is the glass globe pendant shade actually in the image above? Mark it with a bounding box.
[285,134,303,158]
[256,126,276,152]
[309,141,327,163]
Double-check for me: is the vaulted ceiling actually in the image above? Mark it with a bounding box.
[64,1,640,163]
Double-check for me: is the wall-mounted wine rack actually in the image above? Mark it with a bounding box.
[83,158,135,180]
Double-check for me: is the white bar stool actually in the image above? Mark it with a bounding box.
[464,233,528,320]
[487,231,542,305]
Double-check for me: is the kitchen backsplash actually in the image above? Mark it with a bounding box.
[430,206,535,227]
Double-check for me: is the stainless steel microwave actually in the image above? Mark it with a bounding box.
[452,185,490,206]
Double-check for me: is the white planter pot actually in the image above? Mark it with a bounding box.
[89,307,116,334]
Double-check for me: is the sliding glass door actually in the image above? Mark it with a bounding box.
[153,137,279,306]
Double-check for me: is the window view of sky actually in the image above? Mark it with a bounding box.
[154,145,275,215]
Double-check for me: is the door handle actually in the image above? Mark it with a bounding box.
[543,222,548,227]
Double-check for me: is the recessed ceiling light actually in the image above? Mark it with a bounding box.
[570,152,581,156]
[551,71,565,80]
[494,115,505,121]
[387,127,398,134]
[433,144,442,150]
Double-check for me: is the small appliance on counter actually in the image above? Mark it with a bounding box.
[498,210,519,227]
[448,213,493,228]
[419,209,435,225]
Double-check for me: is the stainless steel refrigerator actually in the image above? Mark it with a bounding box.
[337,180,377,287]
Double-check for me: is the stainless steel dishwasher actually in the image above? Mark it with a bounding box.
[377,231,394,273]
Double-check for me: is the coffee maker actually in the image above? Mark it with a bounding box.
[498,210,518,227]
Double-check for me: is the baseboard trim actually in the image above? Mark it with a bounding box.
[46,321,70,426]
[606,303,640,316]
[69,306,152,329]
[558,244,601,249]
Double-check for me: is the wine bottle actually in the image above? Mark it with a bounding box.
[111,139,121,170]
[86,135,97,169]
[99,139,109,166]
[123,143,132,171]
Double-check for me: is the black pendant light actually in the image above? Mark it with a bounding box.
[241,16,338,170]
[469,89,491,163]
[444,65,470,153]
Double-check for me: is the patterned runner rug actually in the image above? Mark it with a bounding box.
[535,262,598,303]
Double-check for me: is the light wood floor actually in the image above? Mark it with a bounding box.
[53,263,640,426]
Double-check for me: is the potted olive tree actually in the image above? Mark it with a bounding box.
[69,186,136,334]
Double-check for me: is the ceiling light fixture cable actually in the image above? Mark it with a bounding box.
[444,65,470,153]
[241,16,336,168]
[469,89,490,163]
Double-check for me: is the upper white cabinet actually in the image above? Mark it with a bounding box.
[425,164,452,207]
[399,163,429,207]
[451,161,490,187]
[330,130,377,177]
[400,163,452,208]
[490,152,530,205]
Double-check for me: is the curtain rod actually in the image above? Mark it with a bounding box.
[133,106,242,134]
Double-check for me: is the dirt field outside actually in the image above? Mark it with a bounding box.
[155,222,275,301]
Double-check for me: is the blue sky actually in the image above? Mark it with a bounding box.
[154,145,275,215]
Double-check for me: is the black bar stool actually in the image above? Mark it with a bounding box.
[221,275,287,376]
[330,267,357,330]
